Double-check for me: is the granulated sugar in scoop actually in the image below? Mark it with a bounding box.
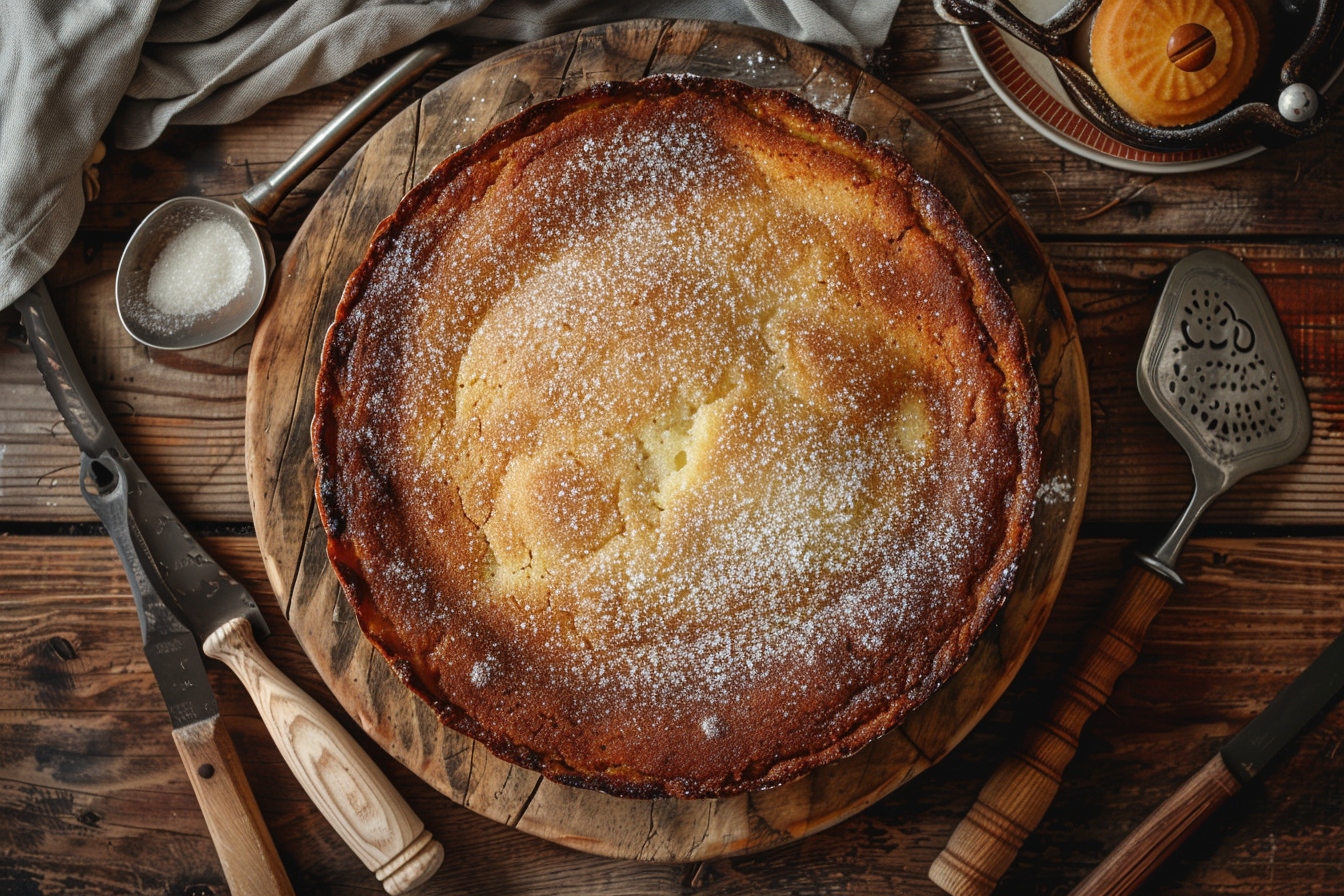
[145,217,251,318]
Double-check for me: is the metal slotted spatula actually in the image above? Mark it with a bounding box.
[1130,250,1311,580]
[929,249,1311,896]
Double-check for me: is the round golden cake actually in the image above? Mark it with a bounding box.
[313,76,1040,799]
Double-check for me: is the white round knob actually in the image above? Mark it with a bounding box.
[1278,83,1318,123]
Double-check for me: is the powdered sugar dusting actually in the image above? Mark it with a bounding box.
[329,88,1026,767]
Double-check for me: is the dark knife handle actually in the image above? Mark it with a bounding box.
[173,715,296,896]
[1068,752,1241,896]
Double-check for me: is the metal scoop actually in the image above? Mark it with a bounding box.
[1132,249,1311,582]
[115,41,450,350]
[930,249,1311,896]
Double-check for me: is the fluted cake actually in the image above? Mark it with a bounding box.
[1090,0,1261,127]
[313,75,1040,799]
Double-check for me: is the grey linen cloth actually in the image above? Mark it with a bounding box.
[0,0,900,310]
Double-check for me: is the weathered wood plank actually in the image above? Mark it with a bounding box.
[1,269,252,523]
[5,10,1344,896]
[65,4,1344,246]
[6,10,1344,526]
[5,535,1344,894]
[869,1,1344,239]
[77,51,508,240]
[1056,242,1344,528]
[9,242,1343,526]
[0,535,681,895]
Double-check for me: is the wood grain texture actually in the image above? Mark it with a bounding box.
[5,5,1344,893]
[1051,242,1344,528]
[10,245,1341,527]
[4,535,1344,895]
[201,617,443,894]
[244,18,1088,863]
[868,3,1344,239]
[46,2,1344,245]
[1068,752,1241,896]
[930,566,1177,896]
[171,715,295,896]
[6,11,1344,527]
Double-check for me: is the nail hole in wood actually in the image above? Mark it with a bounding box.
[48,637,77,661]
[197,763,215,779]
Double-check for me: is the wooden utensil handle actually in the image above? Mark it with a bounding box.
[172,715,295,896]
[929,565,1176,896]
[1068,752,1241,896]
[203,617,444,894]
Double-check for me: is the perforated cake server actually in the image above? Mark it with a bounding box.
[1131,250,1311,580]
[929,250,1311,896]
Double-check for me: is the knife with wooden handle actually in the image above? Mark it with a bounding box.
[15,281,444,894]
[1068,628,1344,896]
[79,452,293,896]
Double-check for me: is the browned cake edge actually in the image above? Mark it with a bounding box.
[312,75,1041,799]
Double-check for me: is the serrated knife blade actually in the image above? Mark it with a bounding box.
[15,279,268,642]
[15,279,443,892]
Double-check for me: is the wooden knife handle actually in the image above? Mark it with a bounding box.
[172,715,294,896]
[204,617,444,894]
[929,565,1176,896]
[1068,752,1241,896]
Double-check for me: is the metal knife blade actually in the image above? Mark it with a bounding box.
[17,278,443,891]
[80,452,218,727]
[14,280,268,641]
[78,451,294,896]
[1221,629,1344,782]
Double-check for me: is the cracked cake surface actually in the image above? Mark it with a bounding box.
[313,75,1040,798]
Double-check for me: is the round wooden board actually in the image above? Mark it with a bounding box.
[245,18,1091,863]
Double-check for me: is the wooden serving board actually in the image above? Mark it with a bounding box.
[245,18,1090,863]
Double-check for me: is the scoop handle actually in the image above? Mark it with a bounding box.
[203,617,444,894]
[239,41,452,223]
[928,565,1177,896]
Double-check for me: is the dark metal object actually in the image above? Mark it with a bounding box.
[934,0,1343,151]
[14,279,444,891]
[79,451,218,730]
[14,280,268,640]
[1222,630,1344,780]
[1133,250,1311,583]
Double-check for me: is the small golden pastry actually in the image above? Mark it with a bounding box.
[1091,0,1260,127]
[314,76,1041,799]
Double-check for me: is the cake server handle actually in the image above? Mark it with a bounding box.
[203,617,444,894]
[928,564,1177,896]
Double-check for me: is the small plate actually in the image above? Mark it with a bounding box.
[961,0,1343,172]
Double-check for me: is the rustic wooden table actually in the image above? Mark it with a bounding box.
[4,5,1343,894]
